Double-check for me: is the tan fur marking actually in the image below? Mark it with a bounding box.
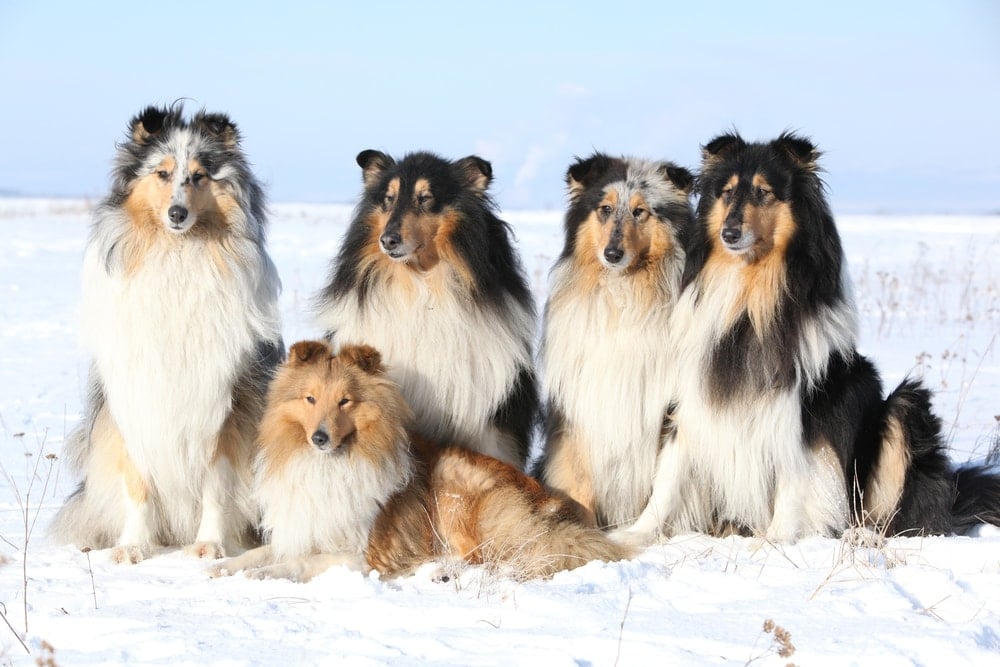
[863,415,911,526]
[561,192,679,314]
[703,175,797,333]
[92,408,148,503]
[540,431,597,526]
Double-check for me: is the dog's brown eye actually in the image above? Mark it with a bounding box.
[383,194,395,208]
[632,207,645,220]
[192,172,206,185]
[157,170,170,181]
[338,397,350,407]
[305,396,316,405]
[756,186,771,198]
[599,205,613,217]
[417,193,433,206]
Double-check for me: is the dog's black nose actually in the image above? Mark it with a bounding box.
[603,246,624,264]
[168,205,188,224]
[311,430,330,448]
[721,227,742,244]
[380,231,401,251]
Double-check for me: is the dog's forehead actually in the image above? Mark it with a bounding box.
[140,128,205,173]
[602,159,678,209]
[140,126,228,177]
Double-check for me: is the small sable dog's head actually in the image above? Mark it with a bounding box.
[113,104,250,236]
[259,340,413,465]
[563,153,693,272]
[354,149,494,271]
[697,131,822,262]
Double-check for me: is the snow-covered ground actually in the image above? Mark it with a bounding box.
[1,198,998,666]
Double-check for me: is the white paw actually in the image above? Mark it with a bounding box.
[111,544,150,564]
[245,563,302,582]
[608,528,657,550]
[185,541,226,560]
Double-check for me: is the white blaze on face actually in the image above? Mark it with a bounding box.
[145,128,204,233]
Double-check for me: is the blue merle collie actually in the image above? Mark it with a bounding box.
[618,132,1000,543]
[535,154,694,528]
[314,151,538,469]
[51,104,283,563]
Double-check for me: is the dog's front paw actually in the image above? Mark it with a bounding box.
[111,544,151,564]
[186,541,226,560]
[244,563,300,582]
[207,560,238,578]
[608,528,657,550]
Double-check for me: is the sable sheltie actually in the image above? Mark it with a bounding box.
[208,341,628,582]
[534,154,694,529]
[50,105,283,563]
[314,151,538,469]
[617,132,1000,543]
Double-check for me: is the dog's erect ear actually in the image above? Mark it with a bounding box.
[194,111,240,148]
[130,106,171,145]
[701,132,745,168]
[566,153,614,200]
[356,150,395,189]
[455,156,493,195]
[774,132,820,172]
[289,340,332,366]
[338,344,383,375]
[658,162,694,195]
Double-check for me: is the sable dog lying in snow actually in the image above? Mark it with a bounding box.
[210,341,630,582]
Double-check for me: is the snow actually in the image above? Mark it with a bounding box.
[1,198,998,665]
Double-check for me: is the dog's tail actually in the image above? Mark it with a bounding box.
[474,486,633,580]
[868,379,953,535]
[951,436,1000,532]
[432,447,631,580]
[870,378,1000,535]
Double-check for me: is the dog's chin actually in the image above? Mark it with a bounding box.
[380,243,423,264]
[312,442,347,456]
[721,233,756,256]
[598,258,630,272]
[163,219,196,234]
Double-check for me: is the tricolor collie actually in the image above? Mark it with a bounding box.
[209,341,628,582]
[618,132,1000,543]
[314,151,538,469]
[51,105,283,563]
[535,154,694,529]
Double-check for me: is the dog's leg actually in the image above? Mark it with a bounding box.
[244,552,366,583]
[539,431,597,527]
[207,545,273,578]
[476,427,524,470]
[765,465,809,543]
[187,453,238,559]
[611,440,686,546]
[112,459,155,564]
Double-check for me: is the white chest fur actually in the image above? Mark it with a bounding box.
[80,238,280,498]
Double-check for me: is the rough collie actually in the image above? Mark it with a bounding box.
[50,105,283,563]
[617,132,1000,543]
[208,341,628,582]
[314,151,538,469]
[534,154,694,529]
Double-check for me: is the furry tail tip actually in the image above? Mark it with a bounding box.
[952,461,1000,533]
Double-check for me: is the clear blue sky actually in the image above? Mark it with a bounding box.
[1,1,998,213]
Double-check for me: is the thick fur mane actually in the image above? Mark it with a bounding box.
[687,132,857,402]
